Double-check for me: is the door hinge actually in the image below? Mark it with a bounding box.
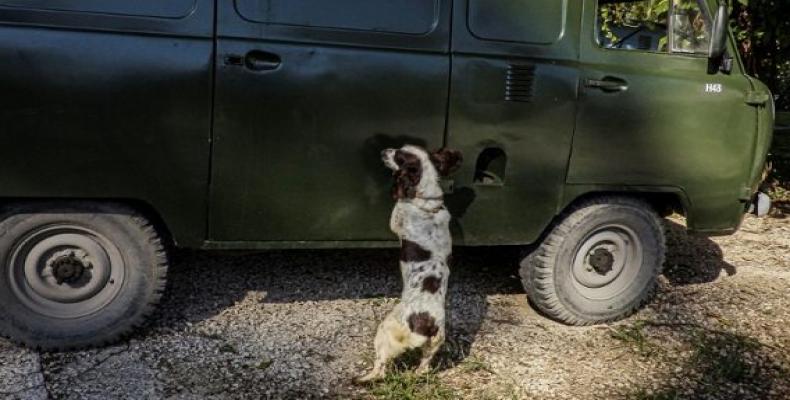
[745,90,770,106]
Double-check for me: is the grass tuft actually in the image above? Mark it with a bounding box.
[218,343,238,354]
[458,356,493,374]
[256,357,273,371]
[610,321,658,358]
[371,371,456,400]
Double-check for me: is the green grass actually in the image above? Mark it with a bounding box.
[610,321,659,358]
[256,357,273,371]
[457,356,493,374]
[370,371,457,400]
[218,343,238,354]
[364,348,457,400]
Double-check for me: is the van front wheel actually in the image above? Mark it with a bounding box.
[0,203,168,350]
[520,197,665,325]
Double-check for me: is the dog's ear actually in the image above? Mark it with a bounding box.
[392,151,423,200]
[430,148,463,177]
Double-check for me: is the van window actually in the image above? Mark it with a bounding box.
[597,0,711,55]
[0,0,196,19]
[234,0,439,35]
[670,0,711,54]
[468,0,566,45]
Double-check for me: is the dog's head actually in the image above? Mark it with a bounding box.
[381,145,462,201]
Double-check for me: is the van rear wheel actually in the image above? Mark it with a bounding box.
[0,202,168,351]
[520,197,665,325]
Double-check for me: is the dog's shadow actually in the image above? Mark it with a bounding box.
[154,245,524,369]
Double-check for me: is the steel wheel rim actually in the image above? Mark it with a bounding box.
[7,224,125,319]
[570,224,643,301]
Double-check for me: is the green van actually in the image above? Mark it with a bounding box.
[0,0,773,350]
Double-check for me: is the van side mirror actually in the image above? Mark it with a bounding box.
[709,2,728,60]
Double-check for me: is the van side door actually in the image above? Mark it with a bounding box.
[0,0,214,246]
[570,0,757,230]
[210,0,451,243]
[446,0,582,245]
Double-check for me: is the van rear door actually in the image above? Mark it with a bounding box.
[210,0,451,243]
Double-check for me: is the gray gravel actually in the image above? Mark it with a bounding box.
[1,215,789,399]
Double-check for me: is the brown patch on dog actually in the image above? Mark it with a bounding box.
[407,312,439,338]
[421,275,442,294]
[392,150,422,200]
[429,148,463,177]
[401,239,431,262]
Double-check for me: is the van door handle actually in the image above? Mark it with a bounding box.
[584,77,629,93]
[244,50,281,71]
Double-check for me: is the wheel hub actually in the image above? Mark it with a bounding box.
[570,224,644,299]
[7,226,125,318]
[48,250,92,285]
[588,248,614,275]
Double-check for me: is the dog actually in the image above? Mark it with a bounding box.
[356,145,462,382]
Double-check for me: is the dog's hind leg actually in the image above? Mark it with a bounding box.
[416,328,445,375]
[356,307,411,383]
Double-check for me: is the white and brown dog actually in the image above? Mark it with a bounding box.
[357,145,462,382]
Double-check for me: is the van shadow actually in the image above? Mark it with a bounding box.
[661,219,737,286]
[153,245,524,368]
[618,219,787,398]
[620,319,789,399]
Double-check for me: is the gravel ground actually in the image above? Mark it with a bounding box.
[1,214,789,399]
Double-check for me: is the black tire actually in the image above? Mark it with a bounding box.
[0,202,168,351]
[520,197,665,325]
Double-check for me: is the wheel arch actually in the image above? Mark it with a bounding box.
[0,198,178,249]
[559,185,690,220]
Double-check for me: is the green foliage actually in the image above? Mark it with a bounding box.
[599,1,710,53]
[731,0,790,111]
[610,321,660,358]
[599,0,669,48]
[600,1,788,110]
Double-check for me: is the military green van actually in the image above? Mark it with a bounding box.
[0,0,773,350]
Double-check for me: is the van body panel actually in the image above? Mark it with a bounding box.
[0,0,772,248]
[445,0,581,245]
[467,0,568,45]
[0,2,214,246]
[0,0,212,37]
[568,0,759,234]
[208,0,451,241]
[0,0,198,20]
[234,0,439,35]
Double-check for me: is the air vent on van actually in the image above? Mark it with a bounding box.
[505,64,536,103]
